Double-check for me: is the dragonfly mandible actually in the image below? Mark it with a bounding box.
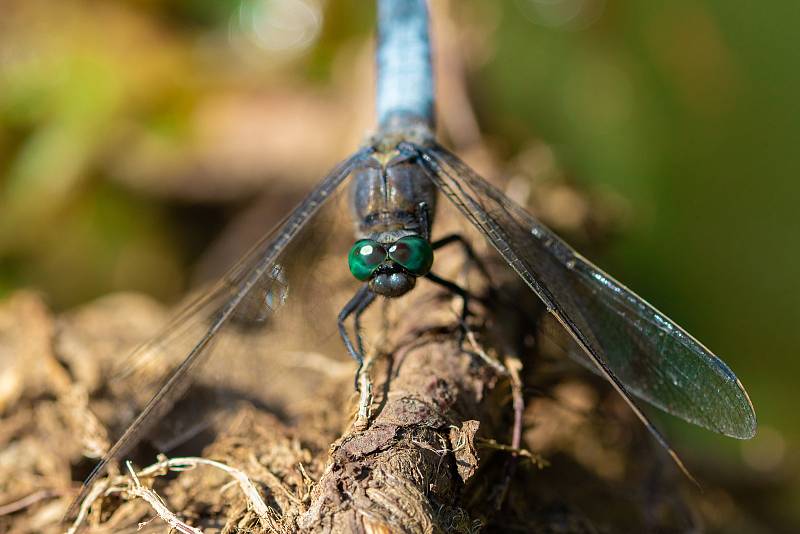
[68,0,756,519]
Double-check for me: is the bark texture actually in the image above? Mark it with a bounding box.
[298,333,493,532]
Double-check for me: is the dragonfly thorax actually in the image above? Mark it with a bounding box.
[350,149,437,239]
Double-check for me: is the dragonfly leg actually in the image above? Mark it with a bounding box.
[431,233,492,282]
[425,272,472,344]
[353,291,377,358]
[338,285,377,389]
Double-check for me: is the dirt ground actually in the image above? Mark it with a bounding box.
[1,273,765,534]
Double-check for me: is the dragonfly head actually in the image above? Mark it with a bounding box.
[348,235,434,298]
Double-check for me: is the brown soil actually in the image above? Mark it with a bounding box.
[0,269,718,534]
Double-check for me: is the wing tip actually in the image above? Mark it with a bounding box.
[727,412,758,440]
[716,402,756,440]
[725,425,757,440]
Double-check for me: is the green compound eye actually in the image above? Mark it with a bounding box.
[348,240,387,281]
[388,236,434,276]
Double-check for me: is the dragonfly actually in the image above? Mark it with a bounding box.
[68,0,756,520]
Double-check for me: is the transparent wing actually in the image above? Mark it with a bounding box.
[66,148,370,519]
[417,142,756,440]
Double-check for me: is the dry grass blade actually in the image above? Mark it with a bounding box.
[125,461,203,534]
[65,456,270,533]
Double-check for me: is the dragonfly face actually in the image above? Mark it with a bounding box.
[348,234,434,297]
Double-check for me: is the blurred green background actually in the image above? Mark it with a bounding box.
[1,0,797,530]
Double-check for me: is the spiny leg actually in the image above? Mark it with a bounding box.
[353,291,377,360]
[337,285,376,389]
[338,285,378,429]
[431,233,492,282]
[425,272,472,342]
[434,232,536,317]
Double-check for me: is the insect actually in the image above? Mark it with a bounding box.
[68,0,756,519]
